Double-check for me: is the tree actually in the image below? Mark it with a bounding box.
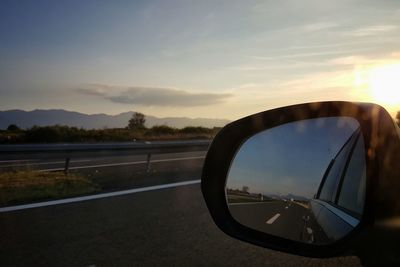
[396,111,400,127]
[7,124,20,131]
[242,186,249,193]
[128,112,146,130]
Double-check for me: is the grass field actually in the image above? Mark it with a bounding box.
[0,171,99,206]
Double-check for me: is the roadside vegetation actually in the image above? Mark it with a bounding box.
[0,171,99,206]
[1,111,398,144]
[226,187,274,204]
[0,113,221,144]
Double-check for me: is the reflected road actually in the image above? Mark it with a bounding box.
[229,200,328,243]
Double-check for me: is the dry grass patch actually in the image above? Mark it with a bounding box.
[0,171,99,206]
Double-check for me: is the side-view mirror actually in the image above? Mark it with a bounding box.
[201,102,400,265]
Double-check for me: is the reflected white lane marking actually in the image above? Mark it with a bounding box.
[0,179,201,213]
[266,213,281,224]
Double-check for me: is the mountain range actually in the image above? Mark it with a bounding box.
[0,109,230,129]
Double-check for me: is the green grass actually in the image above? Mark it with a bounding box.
[0,125,220,144]
[0,171,100,206]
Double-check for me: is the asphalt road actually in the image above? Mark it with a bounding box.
[0,184,362,267]
[229,201,309,241]
[0,151,207,173]
[0,151,206,203]
[0,152,362,266]
[229,201,330,244]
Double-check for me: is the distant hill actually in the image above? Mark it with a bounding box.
[0,109,230,129]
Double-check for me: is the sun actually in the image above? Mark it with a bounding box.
[353,63,400,115]
[367,63,400,105]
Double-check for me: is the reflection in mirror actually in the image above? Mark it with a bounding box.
[226,117,366,245]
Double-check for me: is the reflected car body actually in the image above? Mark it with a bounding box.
[304,127,366,243]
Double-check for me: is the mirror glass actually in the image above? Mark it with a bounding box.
[226,117,366,245]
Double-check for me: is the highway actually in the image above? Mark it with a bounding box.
[229,201,329,244]
[0,151,361,266]
[229,201,310,241]
[0,151,206,196]
[0,151,207,173]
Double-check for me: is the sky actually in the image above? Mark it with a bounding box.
[226,117,361,198]
[1,0,400,120]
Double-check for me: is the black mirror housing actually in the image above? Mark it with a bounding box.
[201,101,400,258]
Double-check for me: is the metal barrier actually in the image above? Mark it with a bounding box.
[0,140,211,173]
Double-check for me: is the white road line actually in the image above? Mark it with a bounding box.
[0,179,201,213]
[0,159,36,163]
[0,159,93,168]
[151,156,205,163]
[229,202,274,206]
[39,161,146,172]
[38,156,205,172]
[266,213,281,224]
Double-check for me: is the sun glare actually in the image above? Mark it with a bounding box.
[353,63,400,114]
[368,64,400,105]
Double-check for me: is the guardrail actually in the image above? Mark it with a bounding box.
[0,140,211,173]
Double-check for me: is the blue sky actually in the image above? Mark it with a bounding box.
[1,0,399,119]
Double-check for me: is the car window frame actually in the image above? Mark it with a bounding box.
[316,128,364,219]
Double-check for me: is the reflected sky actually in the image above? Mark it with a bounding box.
[227,117,360,199]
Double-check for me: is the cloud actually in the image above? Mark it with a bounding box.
[77,84,232,107]
[250,48,373,61]
[348,25,397,37]
[328,51,400,66]
[301,22,337,32]
[76,87,106,96]
[328,55,370,65]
